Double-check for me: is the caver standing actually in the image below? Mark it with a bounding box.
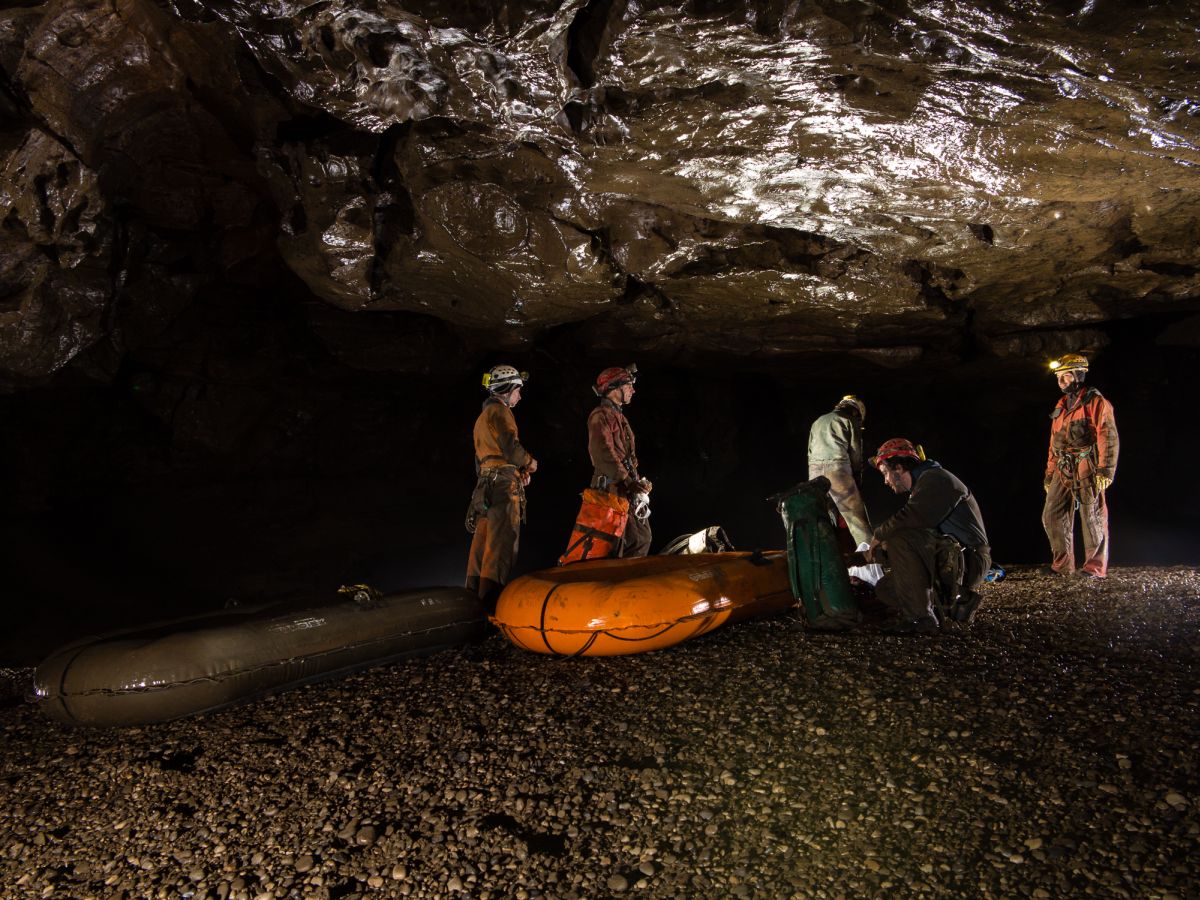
[866,438,991,634]
[807,395,872,547]
[1042,353,1119,577]
[465,365,537,612]
[587,365,652,557]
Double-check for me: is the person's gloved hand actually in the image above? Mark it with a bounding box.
[520,458,537,486]
[637,477,653,494]
[1094,474,1113,492]
[864,537,882,564]
[1043,477,1052,494]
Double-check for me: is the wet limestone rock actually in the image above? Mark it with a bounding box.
[1,0,1198,382]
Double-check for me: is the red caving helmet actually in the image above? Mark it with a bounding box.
[870,438,926,468]
[593,364,638,397]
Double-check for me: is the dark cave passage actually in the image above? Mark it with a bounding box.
[1,309,1196,665]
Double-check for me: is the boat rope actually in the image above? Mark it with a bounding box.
[538,582,565,654]
[54,644,92,716]
[536,579,692,656]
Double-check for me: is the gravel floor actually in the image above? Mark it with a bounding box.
[2,567,1198,899]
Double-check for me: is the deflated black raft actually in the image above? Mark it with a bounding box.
[35,587,489,727]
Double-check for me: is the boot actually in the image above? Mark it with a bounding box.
[478,578,503,615]
[950,593,983,624]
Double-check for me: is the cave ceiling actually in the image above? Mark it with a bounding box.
[1,0,1198,384]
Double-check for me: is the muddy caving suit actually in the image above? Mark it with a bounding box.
[808,409,872,547]
[874,461,991,624]
[465,398,533,608]
[1042,388,1118,577]
[587,398,651,558]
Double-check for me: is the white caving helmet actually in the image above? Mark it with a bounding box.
[482,365,527,394]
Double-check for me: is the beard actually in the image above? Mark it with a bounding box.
[1060,379,1085,395]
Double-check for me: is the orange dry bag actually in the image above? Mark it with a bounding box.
[558,489,630,565]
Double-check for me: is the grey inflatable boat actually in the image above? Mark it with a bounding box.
[35,587,488,727]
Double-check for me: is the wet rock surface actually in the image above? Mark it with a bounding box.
[2,567,1197,898]
[2,0,1199,383]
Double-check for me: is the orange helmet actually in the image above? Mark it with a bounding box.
[870,438,926,468]
[593,364,638,396]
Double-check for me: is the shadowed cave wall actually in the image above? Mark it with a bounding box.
[1,294,1197,665]
[2,0,1200,661]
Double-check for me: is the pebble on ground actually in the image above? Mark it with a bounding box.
[1,567,1197,899]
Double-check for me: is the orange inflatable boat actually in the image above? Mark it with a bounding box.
[492,551,795,656]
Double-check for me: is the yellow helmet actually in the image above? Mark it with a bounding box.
[836,394,866,420]
[1048,353,1088,374]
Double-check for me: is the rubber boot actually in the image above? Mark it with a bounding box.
[478,578,503,615]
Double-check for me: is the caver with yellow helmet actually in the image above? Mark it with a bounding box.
[807,394,872,546]
[464,364,538,611]
[585,364,652,557]
[1049,353,1089,373]
[1042,352,1119,577]
[867,439,991,633]
[1049,353,1089,397]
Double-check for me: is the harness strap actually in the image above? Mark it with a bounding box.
[560,524,622,562]
[1054,446,1096,485]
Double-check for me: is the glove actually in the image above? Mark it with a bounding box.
[1043,478,1052,494]
[1094,474,1112,492]
[622,476,651,494]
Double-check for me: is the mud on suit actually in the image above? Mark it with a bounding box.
[465,398,533,607]
[1042,388,1118,577]
[874,461,991,625]
[808,409,872,547]
[587,398,651,557]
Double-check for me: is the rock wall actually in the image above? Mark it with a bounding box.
[2,0,1198,387]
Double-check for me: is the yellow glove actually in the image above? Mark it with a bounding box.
[1094,474,1112,492]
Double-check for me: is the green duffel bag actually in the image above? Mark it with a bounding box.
[773,477,860,631]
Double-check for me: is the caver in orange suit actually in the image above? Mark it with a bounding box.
[1041,357,1118,577]
[465,366,536,611]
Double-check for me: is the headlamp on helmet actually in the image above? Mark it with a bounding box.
[593,364,638,397]
[482,365,528,394]
[1048,353,1089,375]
